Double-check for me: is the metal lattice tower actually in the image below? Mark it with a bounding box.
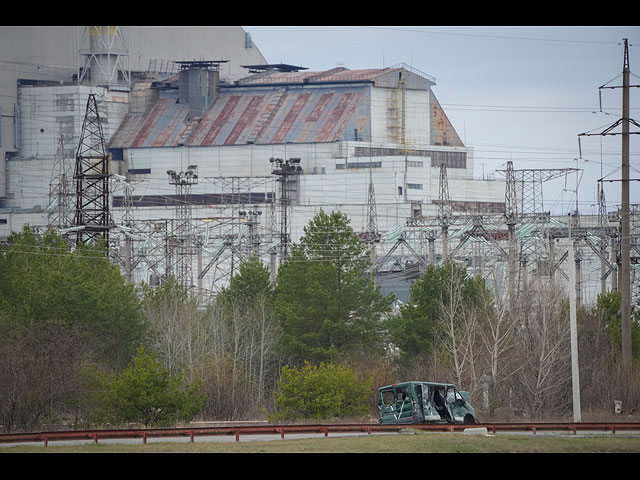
[438,163,452,261]
[167,166,198,288]
[504,161,518,226]
[506,168,579,217]
[365,169,380,243]
[504,161,518,305]
[48,134,74,230]
[270,157,301,261]
[74,94,113,247]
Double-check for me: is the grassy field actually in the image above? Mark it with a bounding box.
[3,430,640,453]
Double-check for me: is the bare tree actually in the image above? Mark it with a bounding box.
[142,280,205,378]
[509,277,572,419]
[475,269,518,416]
[0,322,92,432]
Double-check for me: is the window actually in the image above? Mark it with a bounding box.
[407,183,423,190]
[381,390,395,406]
[354,146,466,169]
[336,161,382,170]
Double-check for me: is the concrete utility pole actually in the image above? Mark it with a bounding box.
[578,38,639,370]
[568,234,582,422]
[620,38,632,370]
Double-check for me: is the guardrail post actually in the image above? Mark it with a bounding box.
[235,429,240,442]
[190,431,194,443]
[324,427,328,437]
[44,436,48,447]
[93,433,98,444]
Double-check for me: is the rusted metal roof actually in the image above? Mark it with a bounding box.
[110,84,368,148]
[110,93,192,148]
[109,64,438,149]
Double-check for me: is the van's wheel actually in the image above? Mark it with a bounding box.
[463,414,477,424]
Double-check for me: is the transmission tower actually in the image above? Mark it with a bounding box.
[365,169,380,243]
[48,134,74,230]
[504,161,518,304]
[74,94,113,247]
[437,163,452,261]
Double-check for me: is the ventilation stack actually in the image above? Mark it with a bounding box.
[78,26,131,90]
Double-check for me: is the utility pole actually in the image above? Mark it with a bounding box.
[579,38,639,370]
[567,227,582,422]
[620,38,632,370]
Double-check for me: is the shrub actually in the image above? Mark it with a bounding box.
[97,345,206,427]
[270,361,371,422]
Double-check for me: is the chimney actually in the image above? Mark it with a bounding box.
[176,60,226,119]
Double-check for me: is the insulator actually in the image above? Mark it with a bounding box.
[598,89,602,112]
[578,137,582,159]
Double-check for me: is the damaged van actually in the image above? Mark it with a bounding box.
[378,381,478,425]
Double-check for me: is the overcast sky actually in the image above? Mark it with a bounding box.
[244,26,640,216]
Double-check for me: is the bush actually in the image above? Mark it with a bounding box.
[96,345,206,427]
[269,361,371,422]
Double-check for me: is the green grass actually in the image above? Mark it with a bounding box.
[3,430,640,453]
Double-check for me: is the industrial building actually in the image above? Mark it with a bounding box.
[1,26,637,305]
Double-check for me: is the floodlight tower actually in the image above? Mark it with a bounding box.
[270,157,301,261]
[167,165,198,288]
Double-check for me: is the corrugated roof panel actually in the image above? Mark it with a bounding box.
[110,96,191,148]
[270,92,311,144]
[110,77,370,149]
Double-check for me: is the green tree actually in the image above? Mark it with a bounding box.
[0,226,146,367]
[596,291,640,360]
[218,256,274,309]
[98,345,206,427]
[388,262,488,364]
[270,361,371,422]
[274,210,392,364]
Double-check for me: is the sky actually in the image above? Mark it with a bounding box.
[244,26,640,216]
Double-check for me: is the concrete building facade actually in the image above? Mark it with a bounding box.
[1,26,510,299]
[0,26,267,201]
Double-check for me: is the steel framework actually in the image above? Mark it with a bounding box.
[73,94,113,247]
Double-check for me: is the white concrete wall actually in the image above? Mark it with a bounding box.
[7,85,129,211]
[369,86,431,147]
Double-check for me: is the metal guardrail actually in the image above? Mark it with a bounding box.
[1,422,640,447]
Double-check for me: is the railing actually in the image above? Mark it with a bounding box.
[1,422,640,447]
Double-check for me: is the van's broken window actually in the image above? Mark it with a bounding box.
[381,390,395,406]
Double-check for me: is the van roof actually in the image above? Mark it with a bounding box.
[379,381,456,390]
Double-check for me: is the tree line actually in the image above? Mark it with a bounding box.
[0,211,638,432]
